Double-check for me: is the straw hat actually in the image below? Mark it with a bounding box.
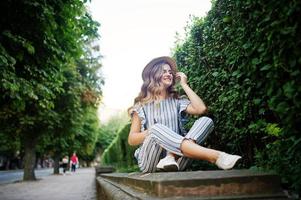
[142,56,177,81]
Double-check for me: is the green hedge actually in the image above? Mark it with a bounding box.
[173,0,301,192]
[100,123,139,172]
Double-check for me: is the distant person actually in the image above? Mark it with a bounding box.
[70,153,78,172]
[62,156,68,175]
[128,56,241,173]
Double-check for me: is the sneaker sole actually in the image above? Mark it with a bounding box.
[156,164,179,172]
[164,164,179,172]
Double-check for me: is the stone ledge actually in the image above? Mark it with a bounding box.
[99,170,289,199]
[96,176,290,200]
[96,177,139,200]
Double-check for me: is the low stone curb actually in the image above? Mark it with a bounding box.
[96,170,291,200]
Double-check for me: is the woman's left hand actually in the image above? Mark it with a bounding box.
[176,72,188,86]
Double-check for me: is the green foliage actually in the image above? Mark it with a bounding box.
[0,0,103,174]
[97,112,130,150]
[0,132,20,156]
[265,123,282,137]
[101,124,139,172]
[0,0,97,134]
[73,106,100,161]
[173,0,301,192]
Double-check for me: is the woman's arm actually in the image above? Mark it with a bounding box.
[128,112,149,146]
[176,72,207,115]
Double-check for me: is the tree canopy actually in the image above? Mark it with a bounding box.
[0,0,103,179]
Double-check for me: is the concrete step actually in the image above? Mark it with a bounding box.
[97,170,290,200]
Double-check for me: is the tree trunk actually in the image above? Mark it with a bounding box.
[53,153,60,174]
[5,159,10,170]
[23,136,37,181]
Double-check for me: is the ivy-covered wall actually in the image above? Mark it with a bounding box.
[173,0,300,192]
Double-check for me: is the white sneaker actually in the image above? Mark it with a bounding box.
[215,152,241,170]
[156,155,179,172]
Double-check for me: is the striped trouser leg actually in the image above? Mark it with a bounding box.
[177,116,214,171]
[138,123,185,173]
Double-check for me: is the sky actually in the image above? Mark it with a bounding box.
[88,0,211,122]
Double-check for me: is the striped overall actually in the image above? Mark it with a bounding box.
[132,97,214,173]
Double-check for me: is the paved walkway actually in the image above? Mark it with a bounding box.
[0,168,96,200]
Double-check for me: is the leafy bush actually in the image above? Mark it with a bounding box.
[173,0,301,193]
[97,112,129,150]
[101,123,138,171]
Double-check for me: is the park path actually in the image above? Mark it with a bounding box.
[0,168,96,200]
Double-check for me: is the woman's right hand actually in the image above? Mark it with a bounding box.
[176,72,188,86]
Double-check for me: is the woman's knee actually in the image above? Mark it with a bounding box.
[185,117,214,140]
[195,116,214,128]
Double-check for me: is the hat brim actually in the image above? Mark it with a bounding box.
[142,56,177,81]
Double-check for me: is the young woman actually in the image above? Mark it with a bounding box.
[62,156,69,175]
[128,56,241,173]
